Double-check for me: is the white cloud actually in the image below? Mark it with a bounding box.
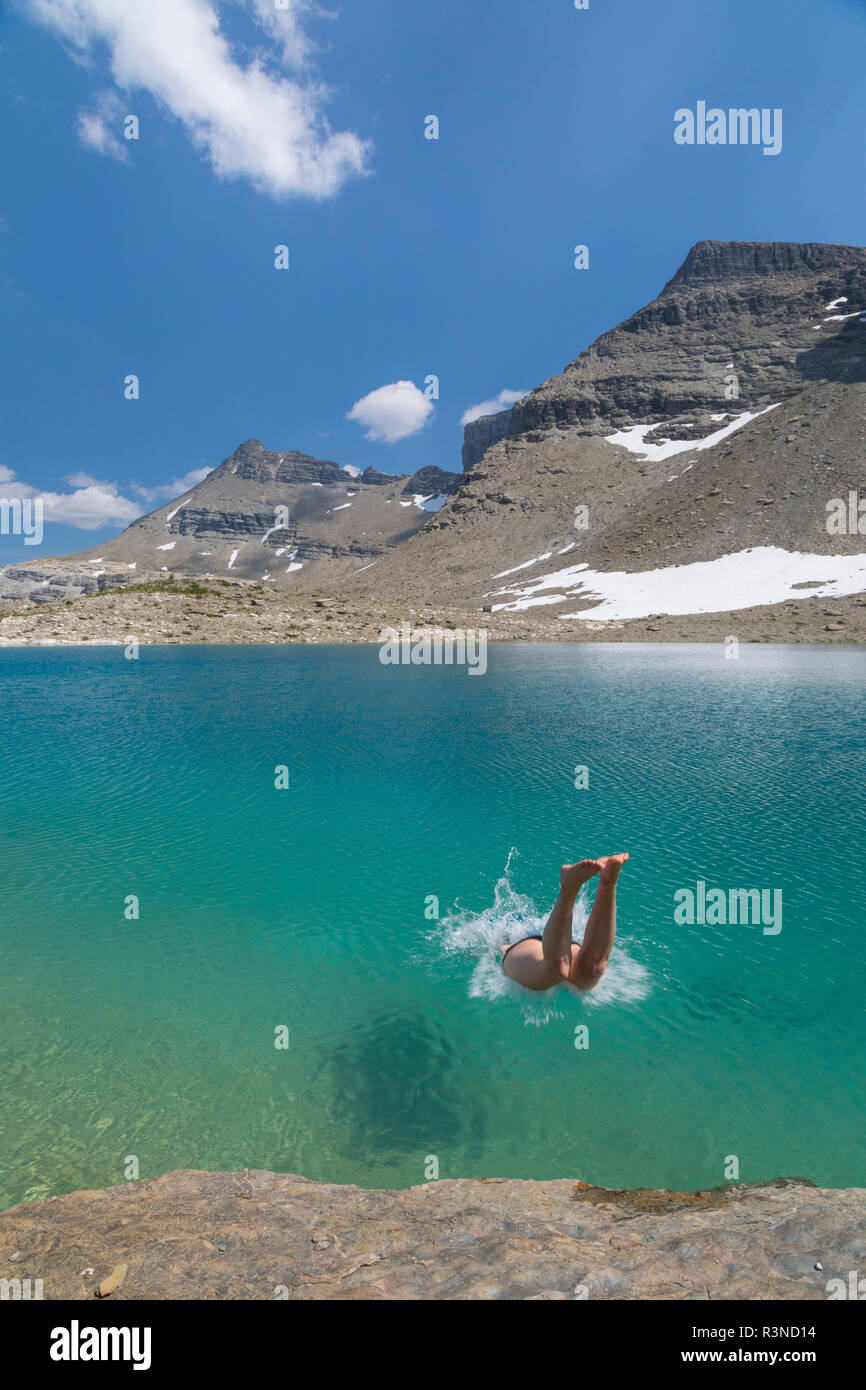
[132,466,211,504]
[41,486,142,528]
[245,0,319,68]
[460,388,528,427]
[0,466,142,529]
[64,470,105,487]
[24,0,370,199]
[76,89,128,160]
[347,380,434,445]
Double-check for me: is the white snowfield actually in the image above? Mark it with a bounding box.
[165,498,191,524]
[156,542,176,551]
[398,494,434,509]
[227,549,239,570]
[494,552,553,579]
[422,492,448,511]
[490,547,866,622]
[604,404,780,463]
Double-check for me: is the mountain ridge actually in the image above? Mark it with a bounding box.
[4,238,866,630]
[356,237,866,619]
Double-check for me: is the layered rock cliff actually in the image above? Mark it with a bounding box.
[510,240,866,436]
[363,240,866,618]
[462,408,513,472]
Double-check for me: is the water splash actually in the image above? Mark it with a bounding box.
[439,849,652,1025]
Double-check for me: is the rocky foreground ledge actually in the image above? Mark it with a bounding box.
[2,1172,864,1300]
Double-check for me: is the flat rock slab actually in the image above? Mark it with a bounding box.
[1,1172,863,1300]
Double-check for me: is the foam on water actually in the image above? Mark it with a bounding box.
[439,850,652,1025]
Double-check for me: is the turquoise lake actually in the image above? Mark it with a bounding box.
[1,642,864,1208]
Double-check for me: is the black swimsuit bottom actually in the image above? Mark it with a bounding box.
[502,934,543,958]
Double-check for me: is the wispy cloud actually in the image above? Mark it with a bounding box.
[75,89,128,161]
[63,471,106,487]
[245,0,321,68]
[0,461,213,530]
[23,0,370,199]
[1,466,142,529]
[460,388,528,426]
[131,466,211,505]
[347,380,434,444]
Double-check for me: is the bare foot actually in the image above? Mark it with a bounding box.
[596,853,629,884]
[560,860,602,897]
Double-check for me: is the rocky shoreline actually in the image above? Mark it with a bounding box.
[1,575,864,647]
[1,1170,863,1300]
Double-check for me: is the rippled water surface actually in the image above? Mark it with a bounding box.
[1,642,864,1207]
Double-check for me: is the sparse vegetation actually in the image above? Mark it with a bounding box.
[84,578,211,599]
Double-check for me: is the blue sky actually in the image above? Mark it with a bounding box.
[0,0,864,561]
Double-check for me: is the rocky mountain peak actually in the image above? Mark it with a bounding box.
[663,240,866,293]
[360,466,393,486]
[5,434,464,601]
[403,465,461,497]
[219,441,347,487]
[506,239,866,439]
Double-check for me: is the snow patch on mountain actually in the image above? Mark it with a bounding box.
[604,405,780,463]
[490,548,866,621]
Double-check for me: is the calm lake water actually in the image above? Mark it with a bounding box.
[1,642,864,1208]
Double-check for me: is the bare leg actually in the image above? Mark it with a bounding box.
[570,853,629,991]
[503,861,600,991]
